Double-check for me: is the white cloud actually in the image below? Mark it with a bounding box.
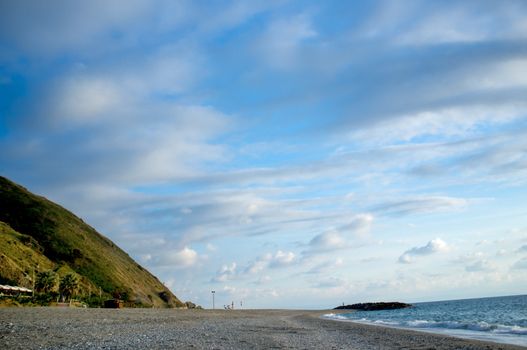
[212,262,237,283]
[451,250,500,273]
[351,105,525,146]
[245,250,297,274]
[308,231,346,252]
[140,253,152,262]
[223,285,237,295]
[153,246,198,268]
[23,99,231,186]
[340,214,374,237]
[496,249,507,257]
[0,1,278,57]
[44,44,205,126]
[0,0,152,55]
[306,258,343,275]
[254,275,271,285]
[360,256,381,263]
[512,257,527,270]
[209,249,297,285]
[396,8,490,45]
[133,45,203,95]
[472,59,527,90]
[453,251,484,265]
[315,277,347,289]
[245,257,269,275]
[303,214,374,255]
[269,250,295,268]
[465,259,496,272]
[3,32,234,195]
[255,14,317,69]
[399,238,449,264]
[206,243,216,252]
[375,196,467,216]
[362,1,527,46]
[49,76,124,123]
[181,207,193,215]
[196,1,277,34]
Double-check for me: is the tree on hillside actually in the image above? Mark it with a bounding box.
[59,273,79,301]
[35,270,57,293]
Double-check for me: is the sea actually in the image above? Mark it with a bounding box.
[324,295,527,347]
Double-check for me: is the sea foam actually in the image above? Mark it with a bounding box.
[323,295,527,346]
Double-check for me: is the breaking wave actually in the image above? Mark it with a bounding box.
[323,295,527,346]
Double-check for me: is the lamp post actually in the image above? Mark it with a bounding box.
[211,290,215,310]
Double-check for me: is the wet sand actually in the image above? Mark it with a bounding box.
[0,308,525,349]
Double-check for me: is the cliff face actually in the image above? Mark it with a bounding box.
[0,176,183,308]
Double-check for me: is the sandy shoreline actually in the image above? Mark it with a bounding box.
[0,308,525,349]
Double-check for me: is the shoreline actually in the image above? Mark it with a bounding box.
[323,311,527,348]
[1,308,526,349]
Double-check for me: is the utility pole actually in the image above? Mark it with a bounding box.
[211,290,215,310]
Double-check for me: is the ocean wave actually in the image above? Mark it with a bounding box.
[323,313,349,321]
[323,314,527,336]
[403,320,527,334]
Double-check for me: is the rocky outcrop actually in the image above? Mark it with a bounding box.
[334,302,411,311]
[184,301,203,309]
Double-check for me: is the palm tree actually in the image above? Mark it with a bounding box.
[59,273,79,301]
[35,270,57,293]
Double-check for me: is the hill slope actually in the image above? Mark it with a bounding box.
[0,176,183,308]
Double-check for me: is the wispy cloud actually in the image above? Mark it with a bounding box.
[305,258,343,275]
[209,248,298,285]
[465,259,496,272]
[2,0,526,307]
[512,257,527,270]
[302,214,374,256]
[245,250,297,275]
[212,262,238,283]
[255,13,317,69]
[374,196,467,216]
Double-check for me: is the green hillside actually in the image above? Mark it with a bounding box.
[0,176,183,308]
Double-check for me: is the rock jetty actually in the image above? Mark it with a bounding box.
[334,302,411,311]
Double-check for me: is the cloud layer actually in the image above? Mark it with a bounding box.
[1,0,526,307]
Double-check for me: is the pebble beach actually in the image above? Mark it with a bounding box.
[1,308,525,349]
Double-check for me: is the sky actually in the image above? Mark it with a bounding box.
[1,0,527,309]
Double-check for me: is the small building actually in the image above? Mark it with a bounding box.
[0,284,33,296]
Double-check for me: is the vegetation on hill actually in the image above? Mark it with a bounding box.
[0,176,184,308]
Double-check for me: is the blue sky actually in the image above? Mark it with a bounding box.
[1,0,527,308]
